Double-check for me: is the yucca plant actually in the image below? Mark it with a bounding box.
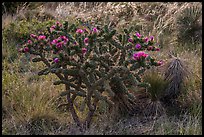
[143,71,168,101]
[176,4,202,45]
[137,70,168,117]
[160,55,189,105]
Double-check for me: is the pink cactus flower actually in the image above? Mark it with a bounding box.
[60,36,66,40]
[135,44,141,49]
[92,27,98,33]
[157,60,163,66]
[83,28,88,33]
[147,46,153,51]
[56,21,62,27]
[38,35,46,40]
[133,51,148,60]
[64,38,69,43]
[61,36,69,43]
[56,42,63,48]
[128,38,133,43]
[51,25,56,29]
[82,48,87,54]
[84,37,89,46]
[23,47,29,52]
[51,39,58,45]
[136,32,141,38]
[73,41,78,46]
[138,51,148,58]
[30,34,37,39]
[50,25,56,32]
[76,29,84,34]
[27,40,32,45]
[50,28,54,32]
[150,36,154,41]
[133,53,139,60]
[53,58,59,63]
[144,37,149,42]
[155,48,160,51]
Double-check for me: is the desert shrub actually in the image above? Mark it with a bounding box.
[18,19,163,130]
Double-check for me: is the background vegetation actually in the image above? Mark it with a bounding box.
[2,2,202,135]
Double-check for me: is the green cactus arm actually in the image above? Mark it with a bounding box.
[51,68,79,76]
[91,66,129,90]
[109,39,124,50]
[38,68,50,76]
[60,90,86,97]
[32,57,43,62]
[103,80,115,97]
[118,50,126,66]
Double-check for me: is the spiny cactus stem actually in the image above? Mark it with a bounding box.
[29,50,41,56]
[91,66,129,89]
[78,69,95,111]
[38,52,51,67]
[109,39,125,50]
[79,69,92,88]
[119,50,126,66]
[66,92,83,130]
[92,57,110,70]
[65,89,86,97]
[83,98,99,129]
[55,73,65,81]
[93,69,103,77]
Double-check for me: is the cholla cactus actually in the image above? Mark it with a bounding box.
[19,20,163,130]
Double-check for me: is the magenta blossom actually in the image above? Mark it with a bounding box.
[30,34,37,39]
[128,38,133,43]
[136,32,141,38]
[144,37,149,42]
[51,25,56,29]
[60,36,66,40]
[50,25,56,32]
[51,39,58,45]
[50,28,54,32]
[56,42,63,48]
[157,60,163,66]
[56,21,62,27]
[73,41,77,45]
[133,51,148,61]
[53,58,59,63]
[150,36,154,41]
[61,36,69,42]
[83,28,88,33]
[155,48,160,51]
[135,44,141,49]
[92,27,98,33]
[147,46,153,51]
[82,48,87,54]
[38,35,46,40]
[24,47,29,52]
[76,29,84,34]
[84,38,89,46]
[27,40,32,45]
